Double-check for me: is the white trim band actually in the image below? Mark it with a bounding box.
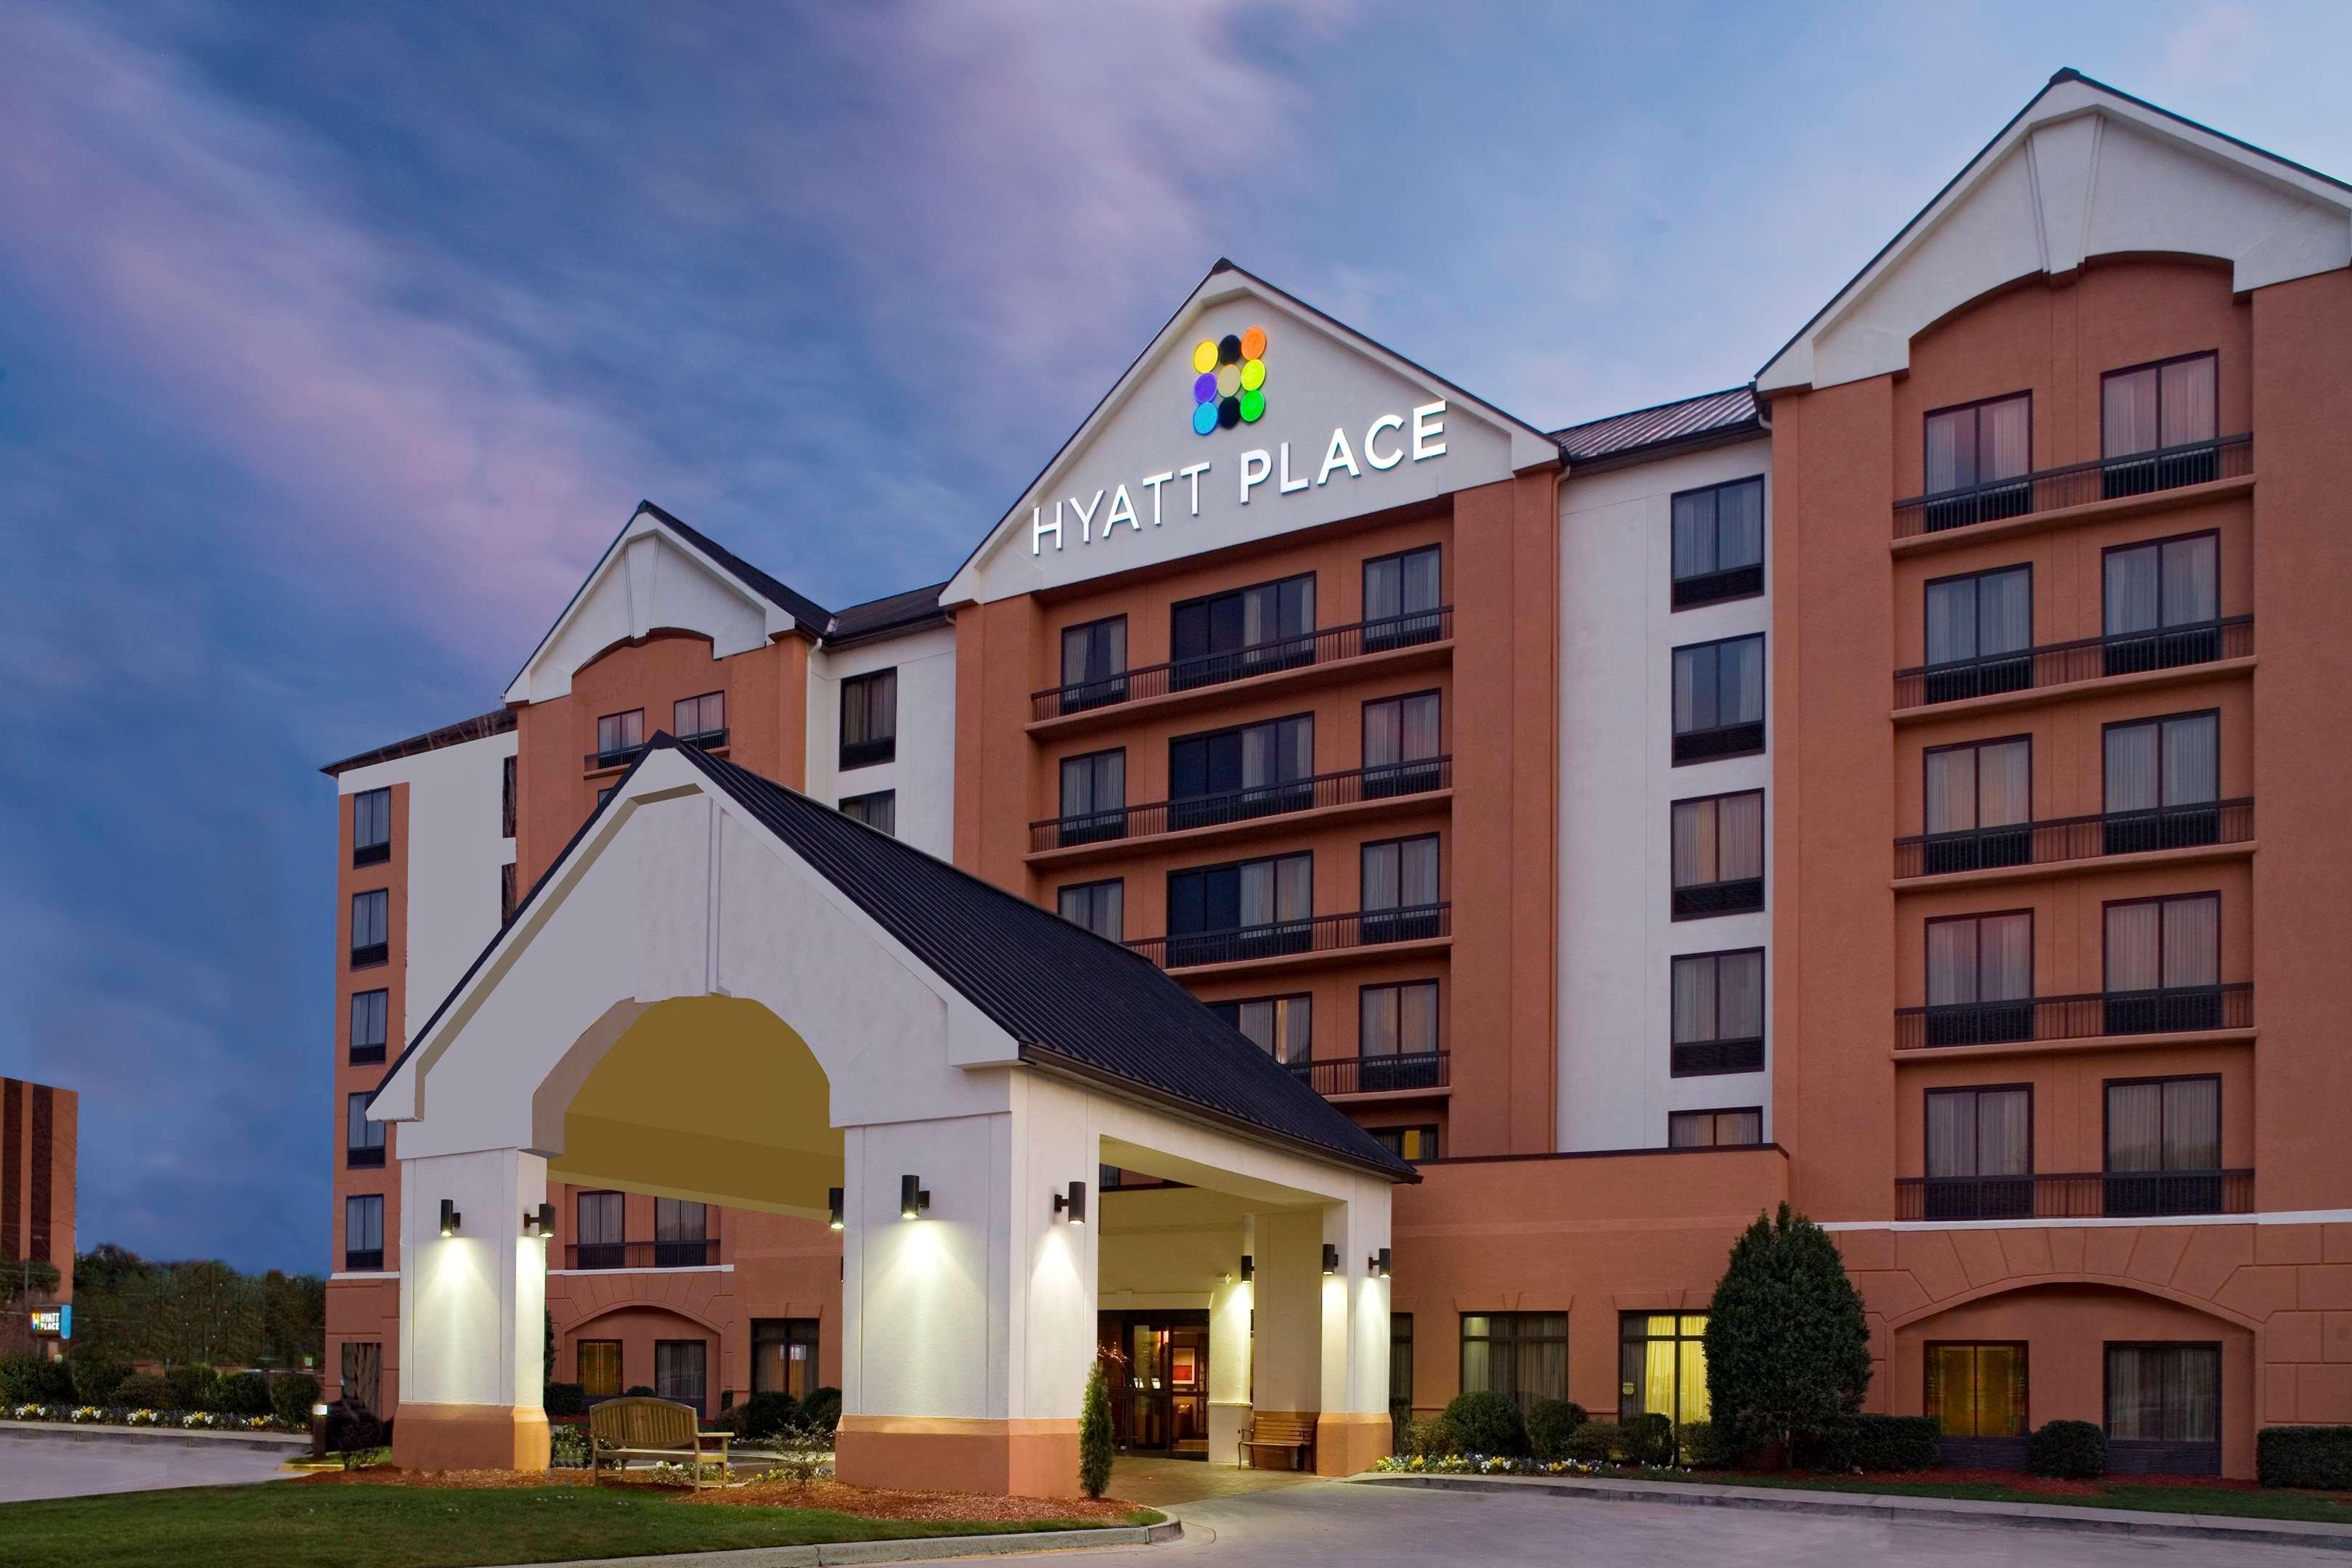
[547,1264,736,1277]
[1822,1209,2352,1234]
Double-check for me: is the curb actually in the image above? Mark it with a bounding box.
[0,1418,309,1455]
[1355,1472,2352,1553]
[486,1519,1180,1568]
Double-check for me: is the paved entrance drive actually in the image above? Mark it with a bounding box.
[0,1433,292,1503]
[1111,1456,1318,1506]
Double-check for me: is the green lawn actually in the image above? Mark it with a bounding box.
[1624,1466,2352,1526]
[0,1484,1164,1568]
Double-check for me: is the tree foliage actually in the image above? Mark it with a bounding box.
[1077,1360,1114,1498]
[1702,1204,1871,1461]
[68,1245,324,1371]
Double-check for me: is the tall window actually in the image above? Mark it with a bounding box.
[2104,892,2221,1032]
[1924,1085,2032,1220]
[2102,351,2219,497]
[1057,749,1126,844]
[2104,712,2218,854]
[577,1341,622,1399]
[1670,477,1765,607]
[1620,1313,1710,1427]
[674,690,726,744]
[839,791,896,836]
[1390,1314,1415,1416]
[2103,532,2221,675]
[653,1198,709,1267]
[350,889,389,968]
[1923,391,2032,529]
[595,709,645,768]
[352,787,391,866]
[1166,853,1311,965]
[1363,691,1442,797]
[1372,1125,1440,1161]
[1360,834,1441,942]
[1057,879,1124,942]
[1208,994,1310,1066]
[1169,715,1312,828]
[574,1191,625,1270]
[840,670,897,768]
[501,862,518,923]
[2106,1343,2220,1451]
[1670,950,1763,1076]
[346,1093,386,1168]
[343,1194,384,1271]
[1171,573,1315,690]
[655,1340,708,1408]
[1363,546,1443,649]
[1923,565,2033,702]
[341,1342,383,1412]
[1360,981,1443,1093]
[1460,1312,1567,1410]
[753,1320,820,1399]
[501,755,517,838]
[349,989,389,1066]
[1671,634,1765,764]
[1927,1343,2028,1440]
[1670,792,1763,918]
[1922,737,2033,873]
[1925,911,2034,1046]
[1059,616,1128,712]
[2105,1076,2224,1217]
[1669,1107,1761,1148]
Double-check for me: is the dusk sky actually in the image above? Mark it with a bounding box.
[4,1,2348,1275]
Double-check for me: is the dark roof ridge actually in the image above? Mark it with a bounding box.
[321,706,515,776]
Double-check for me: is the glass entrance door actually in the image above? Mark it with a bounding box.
[1098,1312,1210,1459]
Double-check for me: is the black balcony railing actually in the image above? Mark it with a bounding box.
[1031,608,1453,721]
[1672,1036,1765,1077]
[1895,616,2253,709]
[678,727,729,751]
[839,735,896,769]
[1672,563,1765,610]
[1893,434,2252,538]
[1029,757,1452,852]
[353,840,391,867]
[563,1238,719,1270]
[345,1146,385,1169]
[1672,721,1765,766]
[1898,1169,2253,1221]
[1288,1051,1450,1097]
[350,1042,386,1066]
[350,942,388,970]
[343,1249,384,1272]
[1671,877,1764,921]
[1895,799,2253,878]
[586,743,645,771]
[1896,982,2252,1050]
[1127,902,1451,970]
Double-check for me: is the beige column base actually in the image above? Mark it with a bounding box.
[835,1415,1082,1499]
[1314,1410,1392,1477]
[392,1403,551,1472]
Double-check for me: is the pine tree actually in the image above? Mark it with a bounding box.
[1702,1203,1871,1462]
[1077,1360,1115,1498]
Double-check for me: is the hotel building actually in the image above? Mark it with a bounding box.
[327,73,2352,1482]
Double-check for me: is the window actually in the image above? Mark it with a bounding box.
[1208,994,1310,1066]
[1924,1085,2032,1220]
[655,1340,708,1409]
[753,1320,820,1400]
[1922,737,2033,873]
[352,787,391,866]
[1459,1312,1567,1410]
[500,862,517,924]
[595,709,645,769]
[1923,392,2032,530]
[1057,749,1126,844]
[1670,950,1763,1076]
[2104,892,2221,1032]
[341,1342,383,1412]
[1671,634,1765,764]
[346,1092,386,1169]
[674,691,726,746]
[654,1198,709,1267]
[1363,546,1443,649]
[2105,1076,2224,1217]
[2102,352,2219,498]
[1360,835,1441,942]
[1925,911,2034,1046]
[1668,1108,1762,1148]
[349,989,388,1066]
[1165,852,1311,965]
[839,791,896,836]
[1359,981,1443,1092]
[1171,573,1315,690]
[574,1191,625,1270]
[1371,1125,1440,1161]
[2104,711,2218,854]
[2106,1344,2221,1463]
[1928,1343,2028,1440]
[1059,616,1129,712]
[1620,1312,1710,1427]
[343,1194,384,1271]
[1670,792,1763,918]
[1390,1313,1414,1413]
[1169,714,1312,829]
[840,670,897,768]
[349,889,388,968]
[1670,477,1765,606]
[1363,691,1443,798]
[501,755,517,838]
[577,1341,622,1399]
[1058,879,1124,942]
[2103,532,2221,675]
[1922,565,2033,703]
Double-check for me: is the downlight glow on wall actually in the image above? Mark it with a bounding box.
[1191,325,1268,434]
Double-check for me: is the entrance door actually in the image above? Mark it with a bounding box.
[1098,1312,1210,1459]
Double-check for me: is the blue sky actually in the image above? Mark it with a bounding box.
[4,1,2347,1273]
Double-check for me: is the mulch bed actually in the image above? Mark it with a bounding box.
[291,1467,1145,1522]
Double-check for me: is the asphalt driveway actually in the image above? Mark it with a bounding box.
[0,1433,292,1503]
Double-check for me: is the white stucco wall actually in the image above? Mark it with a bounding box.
[1557,436,1772,1152]
[804,624,956,858]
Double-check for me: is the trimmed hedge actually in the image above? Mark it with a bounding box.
[115,1373,171,1409]
[70,1360,130,1407]
[799,1387,842,1435]
[1625,1412,1676,1466]
[1794,1413,1943,1473]
[2027,1419,2107,1479]
[1681,1419,1737,1469]
[216,1373,272,1416]
[738,1392,799,1440]
[1442,1390,1528,1457]
[1403,1414,1454,1457]
[1,1355,75,1404]
[542,1382,587,1418]
[2258,1425,2352,1490]
[271,1374,321,1427]
[1525,1399,1588,1461]
[1564,1421,1626,1462]
[165,1366,221,1413]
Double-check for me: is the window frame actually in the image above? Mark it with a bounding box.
[2102,1073,2223,1175]
[1923,1082,2035,1179]
[2101,891,2222,995]
[1359,833,1442,912]
[349,988,389,1066]
[501,755,517,839]
[1390,1312,1414,1411]
[1668,789,1765,920]
[1359,979,1442,1061]
[1057,615,1130,711]
[1169,572,1318,683]
[500,862,518,925]
[1369,1124,1441,1162]
[595,709,646,769]
[576,1339,624,1399]
[352,787,392,867]
[1362,544,1445,648]
[573,1189,626,1270]
[1922,389,2033,498]
[2103,1339,2222,1450]
[839,790,897,836]
[1923,562,2035,669]
[343,1193,385,1271]
[1668,475,1766,610]
[2100,351,2218,459]
[1206,992,1312,1066]
[1667,1106,1763,1148]
[2100,528,2222,637]
[349,889,389,969]
[1057,878,1125,942]
[1457,1310,1569,1411]
[346,1090,387,1168]
[839,669,899,769]
[674,690,727,746]
[751,1318,822,1400]
[1922,733,2035,835]
[654,1339,709,1409]
[1668,947,1765,1077]
[1670,632,1766,765]
[1618,1310,1713,1428]
[1924,1339,2030,1440]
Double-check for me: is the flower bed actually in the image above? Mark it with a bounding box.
[1371,1453,1630,1478]
[7,1401,304,1434]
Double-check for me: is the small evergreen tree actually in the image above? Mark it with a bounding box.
[1077,1360,1114,1498]
[1703,1203,1871,1463]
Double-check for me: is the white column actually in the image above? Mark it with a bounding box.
[1207,1225,1255,1465]
[393,1147,550,1469]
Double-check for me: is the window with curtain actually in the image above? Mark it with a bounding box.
[1059,616,1129,711]
[2102,531,2222,675]
[2104,892,2221,1032]
[1925,393,2032,497]
[840,670,898,767]
[1924,911,2034,1045]
[1360,980,1440,1060]
[1671,950,1764,1076]
[2106,1344,2221,1447]
[2103,712,2218,854]
[654,1198,708,1267]
[1671,634,1765,764]
[1058,879,1124,943]
[673,690,725,743]
[2105,1076,2224,1217]
[752,1320,820,1398]
[353,787,391,865]
[1058,749,1125,841]
[1670,792,1765,918]
[839,790,896,837]
[1207,994,1312,1066]
[595,709,645,766]
[1922,565,2033,702]
[1922,737,2033,873]
[343,1194,384,1270]
[576,1341,622,1399]
[1372,1125,1440,1161]
[1670,477,1765,607]
[1460,1312,1568,1410]
[1619,1312,1710,1428]
[1927,1343,2028,1439]
[349,989,389,1065]
[2102,353,2219,497]
[1363,546,1444,648]
[346,1092,386,1167]
[1391,1314,1415,1412]
[1668,1108,1763,1148]
[1169,715,1312,828]
[1171,573,1316,688]
[655,1340,708,1408]
[1924,1086,2032,1219]
[574,1191,624,1269]
[350,889,389,966]
[1363,691,1443,797]
[1165,853,1312,960]
[1361,836,1441,943]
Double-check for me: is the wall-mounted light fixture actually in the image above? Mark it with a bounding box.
[439,1199,462,1238]
[899,1175,930,1220]
[522,1203,555,1238]
[1321,1243,1340,1275]
[828,1188,845,1232]
[1368,1246,1392,1278]
[1240,1254,1254,1283]
[1053,1180,1087,1225]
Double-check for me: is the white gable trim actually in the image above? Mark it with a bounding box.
[1759,73,2352,394]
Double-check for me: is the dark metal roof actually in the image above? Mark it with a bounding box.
[320,707,515,777]
[825,582,950,645]
[636,501,833,637]
[1553,386,1760,465]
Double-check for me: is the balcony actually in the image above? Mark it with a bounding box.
[1672,1036,1765,1077]
[1126,902,1452,972]
[1671,877,1764,921]
[1289,1051,1449,1098]
[1892,434,2252,539]
[1673,720,1765,767]
[1030,608,1454,724]
[353,840,391,867]
[1893,617,2253,711]
[584,743,646,772]
[839,735,896,769]
[1895,983,2253,1050]
[1673,562,1764,610]
[563,1238,720,1270]
[350,942,388,970]
[1029,757,1452,854]
[345,1146,385,1169]
[1895,799,2253,879]
[677,727,729,751]
[1896,1169,2253,1222]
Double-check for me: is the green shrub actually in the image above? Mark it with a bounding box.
[1526,1398,1588,1461]
[624,1384,656,1398]
[799,1387,842,1434]
[1565,1421,1626,1462]
[738,1392,799,1441]
[166,1365,221,1413]
[1404,1414,1455,1457]
[549,1424,592,1469]
[216,1372,272,1416]
[2258,1425,2352,1490]
[1442,1390,1528,1457]
[542,1382,587,1418]
[70,1360,129,1407]
[1794,1413,1941,1471]
[1680,1419,1737,1469]
[1621,1412,1675,1466]
[115,1373,171,1410]
[271,1373,321,1426]
[2027,1419,2107,1479]
[1,1355,75,1403]
[1077,1362,1114,1498]
[325,1400,384,1455]
[1704,1204,1872,1460]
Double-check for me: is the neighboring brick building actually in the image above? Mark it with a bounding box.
[3,1077,78,1359]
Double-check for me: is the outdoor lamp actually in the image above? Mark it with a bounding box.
[828,1187,845,1231]
[1053,1180,1087,1225]
[523,1202,555,1238]
[1321,1243,1340,1275]
[899,1174,930,1220]
[1368,1246,1392,1278]
[439,1199,462,1237]
[1240,1254,1254,1283]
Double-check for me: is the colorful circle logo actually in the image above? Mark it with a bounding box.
[1191,326,1267,434]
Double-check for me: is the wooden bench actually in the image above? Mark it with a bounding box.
[1238,1414,1316,1471]
[587,1397,731,1490]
